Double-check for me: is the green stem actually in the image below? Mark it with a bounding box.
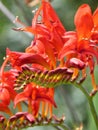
[24,122,71,130]
[73,83,98,130]
[88,98,98,129]
[49,123,71,130]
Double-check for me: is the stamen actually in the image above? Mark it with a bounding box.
[45,103,49,117]
[42,102,45,117]
[6,110,13,117]
[17,103,22,112]
[32,5,42,29]
[60,59,64,67]
[49,104,52,118]
[32,8,38,14]
[0,56,9,80]
[82,68,86,79]
[28,100,32,113]
[77,68,86,84]
[71,68,79,81]
[13,16,26,27]
[91,73,97,90]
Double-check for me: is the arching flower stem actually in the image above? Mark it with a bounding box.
[27,119,71,130]
[72,82,98,130]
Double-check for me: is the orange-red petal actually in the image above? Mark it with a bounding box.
[93,8,98,30]
[74,4,93,40]
[19,53,50,69]
[0,103,11,114]
[7,49,50,69]
[0,87,10,106]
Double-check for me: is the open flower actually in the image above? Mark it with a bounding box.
[15,0,66,68]
[0,57,17,114]
[59,4,98,91]
[14,83,56,117]
[5,0,67,118]
[1,1,98,125]
[6,48,50,70]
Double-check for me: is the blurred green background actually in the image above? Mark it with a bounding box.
[0,0,98,130]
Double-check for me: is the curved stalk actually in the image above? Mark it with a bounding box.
[73,83,98,130]
[29,122,71,130]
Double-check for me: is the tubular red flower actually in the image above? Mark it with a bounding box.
[14,84,56,117]
[15,1,66,54]
[0,70,17,114]
[7,48,50,70]
[59,4,98,91]
[1,0,98,121]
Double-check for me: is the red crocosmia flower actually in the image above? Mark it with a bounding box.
[74,4,98,48]
[74,4,98,91]
[14,83,56,117]
[0,86,11,114]
[59,4,98,91]
[17,1,66,59]
[20,1,66,117]
[9,1,98,119]
[0,57,18,114]
[6,48,50,70]
[13,0,67,69]
[74,4,98,44]
[12,1,66,119]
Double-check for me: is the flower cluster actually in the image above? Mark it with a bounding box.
[0,0,98,129]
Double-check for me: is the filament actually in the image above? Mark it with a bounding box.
[91,73,97,90]
[0,56,9,81]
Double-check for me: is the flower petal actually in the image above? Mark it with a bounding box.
[74,4,93,40]
[66,58,85,70]
[31,101,40,116]
[0,103,11,114]
[19,53,50,69]
[36,94,57,107]
[93,8,98,30]
[14,84,34,107]
[38,37,56,67]
[7,49,50,69]
[25,39,45,55]
[0,88,10,105]
[59,36,77,59]
[14,93,28,107]
[42,1,65,32]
